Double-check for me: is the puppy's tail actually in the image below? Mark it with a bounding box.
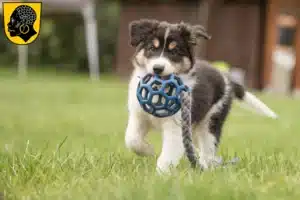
[231,82,278,119]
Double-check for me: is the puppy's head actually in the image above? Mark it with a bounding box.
[129,19,211,77]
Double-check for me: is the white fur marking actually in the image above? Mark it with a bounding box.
[242,92,278,119]
[133,49,147,68]
[146,57,173,75]
[160,27,170,58]
[208,75,231,115]
[198,132,217,169]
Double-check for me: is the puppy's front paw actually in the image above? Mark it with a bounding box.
[126,138,155,156]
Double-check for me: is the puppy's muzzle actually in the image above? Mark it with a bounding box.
[153,64,165,75]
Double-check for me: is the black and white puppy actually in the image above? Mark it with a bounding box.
[125,19,277,174]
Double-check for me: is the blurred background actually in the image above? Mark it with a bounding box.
[0,0,300,95]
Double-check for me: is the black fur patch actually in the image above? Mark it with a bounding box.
[231,81,245,100]
[208,97,232,146]
[129,19,159,47]
[190,60,227,124]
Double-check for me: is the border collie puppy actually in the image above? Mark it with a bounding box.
[125,19,277,174]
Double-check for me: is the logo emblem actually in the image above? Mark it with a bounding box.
[2,2,41,45]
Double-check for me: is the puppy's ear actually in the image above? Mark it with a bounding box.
[178,22,211,45]
[191,25,211,41]
[178,22,193,44]
[129,19,159,47]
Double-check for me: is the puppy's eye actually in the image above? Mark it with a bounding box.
[149,45,156,51]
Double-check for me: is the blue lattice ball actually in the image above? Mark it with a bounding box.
[136,74,189,118]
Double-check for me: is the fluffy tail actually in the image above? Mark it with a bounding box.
[232,82,278,119]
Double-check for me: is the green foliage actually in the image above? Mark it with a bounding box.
[0,2,121,73]
[211,60,231,72]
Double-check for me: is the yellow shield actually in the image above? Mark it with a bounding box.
[2,2,42,45]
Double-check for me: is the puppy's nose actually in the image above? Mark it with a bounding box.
[153,65,165,74]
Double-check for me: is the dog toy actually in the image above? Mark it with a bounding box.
[136,73,189,118]
[180,90,199,168]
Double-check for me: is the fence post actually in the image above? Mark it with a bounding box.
[81,0,100,81]
[17,45,28,79]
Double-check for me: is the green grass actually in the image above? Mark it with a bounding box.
[0,69,300,200]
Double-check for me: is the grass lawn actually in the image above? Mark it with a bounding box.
[0,69,300,200]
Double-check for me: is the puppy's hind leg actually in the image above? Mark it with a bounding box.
[125,112,154,156]
[196,124,219,170]
[197,101,232,169]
